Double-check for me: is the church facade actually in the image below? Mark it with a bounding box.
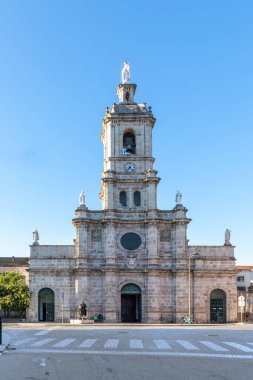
[28,65,237,323]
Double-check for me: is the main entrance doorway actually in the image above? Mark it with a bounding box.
[38,288,55,322]
[210,289,226,323]
[121,283,141,322]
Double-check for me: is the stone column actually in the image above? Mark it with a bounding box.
[146,272,160,323]
[76,223,88,268]
[103,271,117,322]
[146,182,157,209]
[145,221,160,322]
[175,271,188,321]
[103,221,116,266]
[147,222,158,262]
[75,271,89,318]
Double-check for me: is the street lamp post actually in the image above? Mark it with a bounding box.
[188,252,199,320]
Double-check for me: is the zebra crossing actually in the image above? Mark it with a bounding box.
[11,331,253,359]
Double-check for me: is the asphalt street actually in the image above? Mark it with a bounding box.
[1,324,253,380]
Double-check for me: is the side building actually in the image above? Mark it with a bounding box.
[236,266,253,321]
[0,257,29,281]
[28,64,237,323]
[0,257,29,319]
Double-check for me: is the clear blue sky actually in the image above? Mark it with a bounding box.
[0,1,252,265]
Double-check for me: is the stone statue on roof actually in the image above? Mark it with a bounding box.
[224,228,231,245]
[32,229,39,244]
[175,190,182,204]
[79,190,85,206]
[122,61,130,84]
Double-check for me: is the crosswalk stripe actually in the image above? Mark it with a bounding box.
[176,340,199,350]
[35,330,50,336]
[223,342,253,352]
[79,339,97,348]
[130,339,143,349]
[31,338,55,347]
[153,340,171,349]
[13,336,253,354]
[53,339,76,348]
[199,341,228,352]
[15,338,36,346]
[104,339,119,348]
[14,348,253,359]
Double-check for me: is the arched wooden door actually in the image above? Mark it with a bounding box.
[121,283,141,322]
[38,288,55,322]
[210,289,226,323]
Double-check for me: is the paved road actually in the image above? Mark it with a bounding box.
[1,325,253,379]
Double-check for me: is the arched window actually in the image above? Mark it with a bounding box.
[119,191,127,207]
[123,132,136,154]
[134,191,141,206]
[125,92,130,102]
[121,283,141,294]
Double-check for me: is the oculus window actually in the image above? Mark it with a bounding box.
[120,232,142,251]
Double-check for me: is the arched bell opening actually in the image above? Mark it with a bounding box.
[119,191,127,207]
[134,191,141,206]
[123,132,136,154]
[38,288,55,322]
[210,289,226,323]
[121,283,141,322]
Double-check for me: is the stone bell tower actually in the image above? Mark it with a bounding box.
[100,62,160,211]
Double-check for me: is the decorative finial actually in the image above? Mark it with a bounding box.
[175,190,182,204]
[121,61,130,84]
[79,190,85,206]
[32,229,39,245]
[224,228,231,246]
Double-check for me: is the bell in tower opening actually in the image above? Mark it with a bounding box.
[123,132,136,154]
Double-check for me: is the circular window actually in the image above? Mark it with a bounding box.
[120,232,142,251]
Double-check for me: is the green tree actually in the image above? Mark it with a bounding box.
[0,271,31,318]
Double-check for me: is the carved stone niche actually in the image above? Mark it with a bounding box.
[91,229,102,242]
[160,228,171,242]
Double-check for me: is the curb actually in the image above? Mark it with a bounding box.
[0,332,12,353]
[2,322,252,328]
[0,344,6,353]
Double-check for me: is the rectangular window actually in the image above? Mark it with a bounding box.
[237,276,245,282]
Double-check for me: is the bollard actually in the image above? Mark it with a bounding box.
[0,316,2,345]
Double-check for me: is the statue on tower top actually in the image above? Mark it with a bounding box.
[79,190,85,206]
[175,190,182,205]
[121,61,130,84]
[224,228,231,246]
[32,229,39,245]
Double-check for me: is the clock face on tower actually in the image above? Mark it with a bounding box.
[124,162,135,172]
